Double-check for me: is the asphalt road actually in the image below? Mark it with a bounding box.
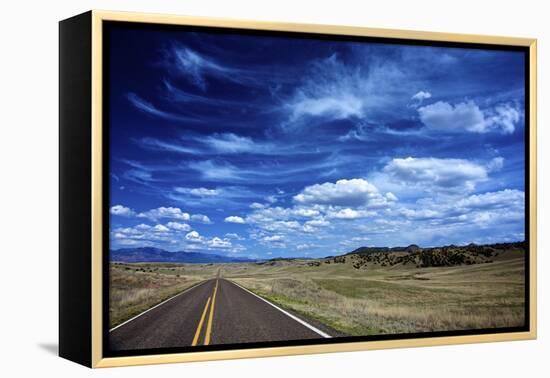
[109,277,329,351]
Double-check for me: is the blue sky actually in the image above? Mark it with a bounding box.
[108,26,526,259]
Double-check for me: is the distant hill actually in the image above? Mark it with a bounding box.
[110,247,253,264]
[346,246,390,255]
[345,244,421,256]
[328,241,526,269]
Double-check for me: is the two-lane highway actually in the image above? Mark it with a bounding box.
[109,276,330,351]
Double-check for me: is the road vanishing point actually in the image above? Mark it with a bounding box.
[109,274,331,350]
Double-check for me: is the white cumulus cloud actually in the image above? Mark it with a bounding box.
[385,192,398,201]
[290,95,364,120]
[137,206,190,222]
[327,208,374,220]
[410,91,432,106]
[293,178,385,207]
[293,208,321,217]
[304,219,330,227]
[208,237,232,248]
[263,235,284,242]
[224,215,245,224]
[383,157,488,193]
[191,214,212,224]
[153,224,170,232]
[487,156,504,172]
[250,202,266,209]
[185,230,202,242]
[418,100,520,134]
[175,187,219,197]
[110,205,135,217]
[225,233,245,240]
[166,222,191,231]
[486,105,520,134]
[455,188,524,210]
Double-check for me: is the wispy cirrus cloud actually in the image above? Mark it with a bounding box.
[185,153,356,184]
[139,132,322,157]
[119,159,181,186]
[338,122,433,142]
[130,84,266,127]
[188,160,244,182]
[200,133,272,154]
[338,122,371,142]
[120,160,158,185]
[163,45,283,91]
[167,185,263,209]
[280,52,412,129]
[283,54,367,124]
[168,46,235,91]
[162,80,263,110]
[139,137,199,155]
[127,92,201,123]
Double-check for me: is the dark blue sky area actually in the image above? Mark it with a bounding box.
[108,25,526,258]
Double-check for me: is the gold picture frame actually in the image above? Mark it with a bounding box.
[59,10,537,368]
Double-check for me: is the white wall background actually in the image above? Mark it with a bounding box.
[0,0,547,376]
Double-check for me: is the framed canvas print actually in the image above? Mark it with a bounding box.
[59,10,537,368]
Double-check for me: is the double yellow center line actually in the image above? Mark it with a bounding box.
[192,279,219,346]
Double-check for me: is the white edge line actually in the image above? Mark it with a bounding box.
[229,280,332,338]
[109,280,208,333]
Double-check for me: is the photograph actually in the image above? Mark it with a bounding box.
[105,22,528,354]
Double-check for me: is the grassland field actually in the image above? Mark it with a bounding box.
[110,246,525,336]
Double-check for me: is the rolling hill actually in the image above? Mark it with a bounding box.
[333,241,526,269]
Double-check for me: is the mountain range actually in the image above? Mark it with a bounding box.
[110,247,253,264]
[111,241,525,264]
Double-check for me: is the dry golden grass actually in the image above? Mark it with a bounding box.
[109,263,219,328]
[109,249,525,336]
[221,253,525,336]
